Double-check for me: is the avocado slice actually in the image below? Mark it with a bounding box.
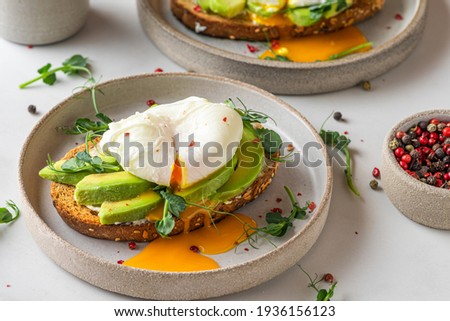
[98,190,162,225]
[209,0,246,18]
[210,127,264,202]
[247,0,286,17]
[39,154,121,186]
[39,160,92,185]
[75,171,154,205]
[287,0,352,27]
[175,153,238,203]
[198,0,211,11]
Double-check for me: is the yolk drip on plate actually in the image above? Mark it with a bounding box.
[260,26,371,62]
[123,210,256,272]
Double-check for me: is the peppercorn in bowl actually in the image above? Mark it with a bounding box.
[382,109,450,230]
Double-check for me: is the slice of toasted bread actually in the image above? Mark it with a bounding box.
[50,143,279,242]
[171,0,385,41]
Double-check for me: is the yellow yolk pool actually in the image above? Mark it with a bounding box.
[260,26,371,62]
[123,213,256,272]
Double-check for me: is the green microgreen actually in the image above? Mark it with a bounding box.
[298,265,337,301]
[328,42,373,61]
[0,201,20,224]
[225,98,288,161]
[20,54,109,128]
[251,186,308,239]
[153,187,187,237]
[319,112,360,196]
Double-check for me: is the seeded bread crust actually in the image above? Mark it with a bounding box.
[171,0,385,41]
[50,143,279,242]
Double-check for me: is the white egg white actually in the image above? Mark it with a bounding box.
[100,97,244,188]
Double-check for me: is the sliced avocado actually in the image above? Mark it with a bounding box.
[198,0,211,11]
[39,160,92,185]
[287,0,352,26]
[286,7,318,27]
[39,153,121,186]
[99,190,162,225]
[210,127,264,202]
[75,171,154,205]
[209,0,246,18]
[175,153,238,203]
[247,0,286,17]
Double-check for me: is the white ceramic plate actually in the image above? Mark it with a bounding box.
[138,0,427,94]
[19,73,332,300]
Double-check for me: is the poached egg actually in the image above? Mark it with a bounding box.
[99,97,243,189]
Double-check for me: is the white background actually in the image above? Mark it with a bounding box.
[1,0,450,301]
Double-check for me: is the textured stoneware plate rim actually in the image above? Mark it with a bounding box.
[142,0,427,69]
[383,108,450,197]
[19,73,332,299]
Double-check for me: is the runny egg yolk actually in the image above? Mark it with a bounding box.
[259,26,371,62]
[123,212,256,272]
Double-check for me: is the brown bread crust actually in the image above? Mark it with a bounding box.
[171,0,385,41]
[50,143,279,242]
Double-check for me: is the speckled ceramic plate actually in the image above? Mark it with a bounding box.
[19,73,332,300]
[138,0,427,95]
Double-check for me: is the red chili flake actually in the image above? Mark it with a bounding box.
[117,260,124,264]
[344,131,349,135]
[189,141,195,147]
[395,13,404,20]
[297,192,302,196]
[276,197,282,203]
[193,5,202,12]
[27,45,33,49]
[271,207,283,214]
[258,215,263,218]
[154,68,164,73]
[244,248,249,252]
[124,132,130,137]
[372,167,381,178]
[222,117,227,122]
[128,242,137,250]
[75,142,79,145]
[146,99,156,106]
[308,201,317,212]
[252,138,261,143]
[271,40,281,49]
[190,245,200,253]
[6,284,11,288]
[322,273,334,283]
[246,44,259,53]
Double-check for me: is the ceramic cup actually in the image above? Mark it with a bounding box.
[0,0,90,45]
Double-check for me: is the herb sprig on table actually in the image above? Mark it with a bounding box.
[298,265,337,301]
[0,201,20,224]
[19,54,112,136]
[319,113,360,196]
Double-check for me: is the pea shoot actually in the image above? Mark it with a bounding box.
[319,113,360,196]
[20,54,112,135]
[0,201,20,224]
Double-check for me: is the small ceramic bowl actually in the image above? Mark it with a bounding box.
[382,109,450,230]
[0,0,89,45]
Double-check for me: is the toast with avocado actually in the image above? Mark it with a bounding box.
[171,0,385,41]
[39,97,282,242]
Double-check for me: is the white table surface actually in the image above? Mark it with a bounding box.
[1,0,449,301]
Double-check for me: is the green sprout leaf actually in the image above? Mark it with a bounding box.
[0,201,20,224]
[319,112,360,196]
